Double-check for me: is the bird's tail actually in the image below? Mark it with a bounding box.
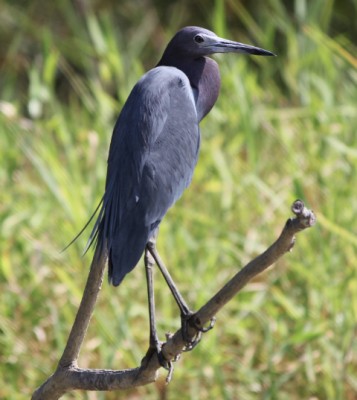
[61,197,104,254]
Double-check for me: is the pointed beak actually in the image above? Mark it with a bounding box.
[204,34,276,56]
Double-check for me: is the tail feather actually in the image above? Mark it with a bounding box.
[107,220,150,286]
[61,197,104,254]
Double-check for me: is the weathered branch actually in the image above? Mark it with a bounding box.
[32,200,315,399]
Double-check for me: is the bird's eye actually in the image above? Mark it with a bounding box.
[194,34,204,44]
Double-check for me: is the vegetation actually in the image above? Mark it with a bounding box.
[1,0,356,398]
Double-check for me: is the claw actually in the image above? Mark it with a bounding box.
[157,343,176,383]
[153,341,176,382]
[182,332,202,352]
[142,340,171,371]
[157,349,171,371]
[165,360,174,383]
[181,313,216,351]
[199,316,216,332]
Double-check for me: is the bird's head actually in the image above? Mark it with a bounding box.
[159,26,275,64]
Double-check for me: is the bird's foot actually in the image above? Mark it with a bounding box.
[181,313,216,352]
[142,340,176,383]
[155,341,172,371]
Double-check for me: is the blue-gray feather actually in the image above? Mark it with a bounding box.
[89,67,199,286]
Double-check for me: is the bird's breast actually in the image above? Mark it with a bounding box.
[195,58,221,121]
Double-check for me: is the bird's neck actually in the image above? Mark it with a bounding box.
[158,56,221,122]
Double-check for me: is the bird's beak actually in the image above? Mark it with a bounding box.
[203,34,275,56]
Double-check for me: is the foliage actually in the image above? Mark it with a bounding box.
[1,0,356,399]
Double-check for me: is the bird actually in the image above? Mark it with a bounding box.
[82,26,274,364]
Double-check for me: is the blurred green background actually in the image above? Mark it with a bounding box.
[1,0,357,399]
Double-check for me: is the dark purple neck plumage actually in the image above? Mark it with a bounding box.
[157,56,221,122]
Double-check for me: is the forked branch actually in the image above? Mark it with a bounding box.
[32,200,316,400]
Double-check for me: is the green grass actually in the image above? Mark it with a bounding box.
[1,1,357,399]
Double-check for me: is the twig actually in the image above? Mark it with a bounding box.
[32,200,315,399]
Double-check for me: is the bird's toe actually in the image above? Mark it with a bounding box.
[181,313,216,351]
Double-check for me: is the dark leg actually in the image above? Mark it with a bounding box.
[143,244,172,370]
[146,237,191,316]
[144,246,159,352]
[146,236,215,350]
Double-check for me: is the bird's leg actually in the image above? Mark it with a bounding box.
[146,237,215,351]
[147,238,191,315]
[143,244,172,372]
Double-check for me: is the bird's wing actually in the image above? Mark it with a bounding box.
[87,66,198,255]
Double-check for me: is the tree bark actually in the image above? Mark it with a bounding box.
[32,200,316,399]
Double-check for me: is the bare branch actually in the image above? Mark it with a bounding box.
[189,199,316,328]
[60,244,107,367]
[32,200,315,399]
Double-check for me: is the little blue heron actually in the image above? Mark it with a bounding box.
[82,26,274,365]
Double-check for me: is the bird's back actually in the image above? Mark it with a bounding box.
[92,66,200,286]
